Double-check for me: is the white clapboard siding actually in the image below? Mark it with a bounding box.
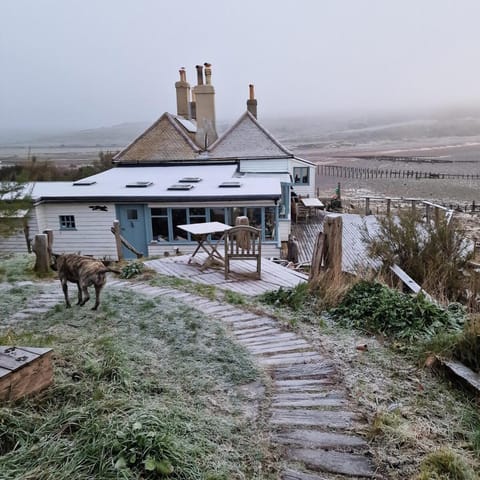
[0,212,38,254]
[35,203,118,258]
[291,160,316,198]
[239,158,290,173]
[278,219,291,242]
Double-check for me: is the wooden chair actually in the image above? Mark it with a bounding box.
[224,225,262,279]
[296,203,310,223]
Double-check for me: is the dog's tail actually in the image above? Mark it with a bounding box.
[102,267,121,275]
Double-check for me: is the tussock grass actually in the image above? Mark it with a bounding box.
[0,288,276,479]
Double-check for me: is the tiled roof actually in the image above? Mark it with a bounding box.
[114,113,201,163]
[208,111,293,159]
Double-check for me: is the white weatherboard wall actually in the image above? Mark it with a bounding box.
[0,213,38,254]
[239,158,290,173]
[35,203,117,258]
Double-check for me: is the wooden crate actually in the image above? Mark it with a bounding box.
[0,346,53,402]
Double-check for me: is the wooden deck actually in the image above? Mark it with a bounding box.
[291,213,381,274]
[145,254,307,296]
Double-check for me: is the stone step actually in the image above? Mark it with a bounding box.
[272,392,346,408]
[247,340,311,355]
[273,362,336,380]
[271,409,357,428]
[258,352,324,366]
[273,429,367,449]
[281,467,335,480]
[233,326,282,338]
[288,448,376,478]
[238,332,299,346]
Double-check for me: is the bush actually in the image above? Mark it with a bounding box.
[259,283,310,311]
[120,261,145,279]
[330,281,465,341]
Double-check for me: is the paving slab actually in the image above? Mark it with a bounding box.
[289,448,377,478]
[274,429,367,449]
[270,409,356,428]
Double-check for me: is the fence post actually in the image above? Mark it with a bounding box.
[32,234,50,274]
[323,215,342,276]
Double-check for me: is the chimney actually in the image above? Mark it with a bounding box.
[175,67,191,118]
[190,90,196,120]
[193,62,218,148]
[247,84,258,119]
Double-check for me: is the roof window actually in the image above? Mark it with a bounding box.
[179,177,202,183]
[125,181,153,188]
[167,184,194,191]
[219,181,242,188]
[73,180,96,186]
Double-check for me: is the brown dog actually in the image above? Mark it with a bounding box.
[51,253,120,310]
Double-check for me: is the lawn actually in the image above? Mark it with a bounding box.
[0,256,279,479]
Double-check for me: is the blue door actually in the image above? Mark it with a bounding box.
[116,205,148,259]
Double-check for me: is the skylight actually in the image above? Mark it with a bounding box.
[125,181,153,188]
[179,177,202,183]
[167,184,194,191]
[219,181,242,188]
[73,180,96,186]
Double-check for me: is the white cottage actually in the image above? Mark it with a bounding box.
[18,64,316,259]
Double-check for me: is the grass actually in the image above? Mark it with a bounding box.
[0,287,278,479]
[0,253,37,283]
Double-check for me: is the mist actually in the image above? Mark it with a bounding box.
[1,0,480,132]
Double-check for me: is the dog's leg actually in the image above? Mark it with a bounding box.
[61,280,71,308]
[79,281,90,307]
[76,282,83,305]
[92,283,102,310]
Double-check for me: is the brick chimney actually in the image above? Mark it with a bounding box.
[247,84,257,119]
[175,67,191,118]
[193,62,218,148]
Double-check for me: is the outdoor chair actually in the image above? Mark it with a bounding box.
[224,225,262,279]
[295,203,310,223]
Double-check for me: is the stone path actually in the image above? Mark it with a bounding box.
[107,279,379,479]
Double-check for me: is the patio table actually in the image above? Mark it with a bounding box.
[178,222,232,269]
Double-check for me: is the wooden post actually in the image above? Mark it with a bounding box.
[365,197,370,215]
[43,229,54,256]
[112,220,124,261]
[386,198,391,216]
[32,234,50,274]
[323,215,342,275]
[425,204,431,222]
[309,232,325,282]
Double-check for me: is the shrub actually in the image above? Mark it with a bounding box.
[415,448,477,480]
[259,282,309,311]
[330,281,465,341]
[364,210,470,302]
[120,261,145,279]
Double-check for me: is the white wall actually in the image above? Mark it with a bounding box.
[291,159,316,198]
[0,212,38,254]
[239,158,290,173]
[35,202,118,259]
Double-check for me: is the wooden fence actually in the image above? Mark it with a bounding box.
[318,164,480,181]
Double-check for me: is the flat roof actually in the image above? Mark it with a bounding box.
[30,165,282,202]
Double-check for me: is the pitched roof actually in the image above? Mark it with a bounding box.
[208,111,293,159]
[114,113,201,163]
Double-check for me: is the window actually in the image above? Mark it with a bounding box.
[151,208,168,241]
[59,215,76,230]
[127,209,138,220]
[293,167,309,185]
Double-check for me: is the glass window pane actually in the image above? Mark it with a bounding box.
[152,217,169,241]
[189,207,206,216]
[265,207,275,240]
[246,207,261,229]
[151,208,167,216]
[127,208,138,220]
[172,209,188,240]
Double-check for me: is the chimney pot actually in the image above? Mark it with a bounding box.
[249,84,255,100]
[195,65,204,85]
[204,62,212,85]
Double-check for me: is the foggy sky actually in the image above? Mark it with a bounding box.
[1,0,479,131]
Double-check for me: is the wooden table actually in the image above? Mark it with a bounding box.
[301,198,324,208]
[178,222,232,268]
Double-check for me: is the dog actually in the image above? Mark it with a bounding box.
[51,253,120,310]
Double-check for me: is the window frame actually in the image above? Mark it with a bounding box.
[59,214,76,230]
[293,166,310,185]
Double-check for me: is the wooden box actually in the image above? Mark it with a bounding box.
[0,346,53,402]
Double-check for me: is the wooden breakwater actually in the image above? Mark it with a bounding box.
[319,164,480,180]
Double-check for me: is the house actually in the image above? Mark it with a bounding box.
[20,64,316,259]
